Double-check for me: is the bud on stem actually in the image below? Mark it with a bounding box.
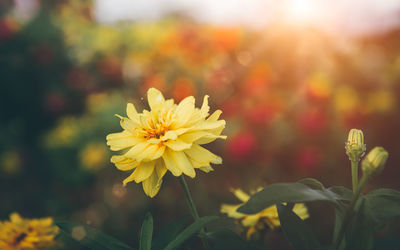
[361,146,388,177]
[345,129,366,162]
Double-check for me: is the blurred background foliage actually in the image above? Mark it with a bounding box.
[1,0,400,248]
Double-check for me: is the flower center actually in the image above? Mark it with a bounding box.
[140,110,174,139]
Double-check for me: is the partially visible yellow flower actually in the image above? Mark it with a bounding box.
[0,213,59,249]
[221,189,309,239]
[80,142,108,171]
[106,88,226,197]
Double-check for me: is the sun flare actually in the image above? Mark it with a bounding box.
[283,0,322,25]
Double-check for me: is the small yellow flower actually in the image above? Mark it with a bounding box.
[80,142,108,171]
[345,129,366,162]
[221,189,309,239]
[0,213,59,250]
[361,146,388,177]
[106,88,226,197]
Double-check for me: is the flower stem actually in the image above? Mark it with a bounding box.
[351,160,358,193]
[178,175,210,250]
[334,174,368,250]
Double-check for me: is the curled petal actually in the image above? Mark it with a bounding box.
[123,160,155,185]
[142,160,167,197]
[111,155,139,171]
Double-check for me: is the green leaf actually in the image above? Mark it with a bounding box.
[139,212,153,250]
[364,188,400,222]
[164,216,219,250]
[332,205,345,246]
[277,203,321,250]
[206,229,261,250]
[56,222,133,250]
[345,198,374,250]
[238,183,345,214]
[151,215,190,250]
[327,186,353,202]
[298,178,325,190]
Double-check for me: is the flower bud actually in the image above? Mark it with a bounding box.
[345,129,366,162]
[361,147,388,177]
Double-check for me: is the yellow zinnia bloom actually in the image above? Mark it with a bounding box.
[221,189,309,239]
[0,212,59,249]
[106,88,226,197]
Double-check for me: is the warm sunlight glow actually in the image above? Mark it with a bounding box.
[283,0,323,26]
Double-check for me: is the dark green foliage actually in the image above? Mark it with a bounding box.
[164,216,218,250]
[364,188,400,222]
[277,203,321,250]
[238,182,352,214]
[140,212,153,250]
[56,222,133,250]
[206,229,261,250]
[345,198,373,250]
[151,215,190,250]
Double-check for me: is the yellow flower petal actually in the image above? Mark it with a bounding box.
[142,160,167,197]
[135,144,165,162]
[167,149,196,178]
[242,214,261,227]
[123,160,155,185]
[199,165,214,173]
[207,110,222,122]
[191,120,226,132]
[200,95,210,118]
[180,131,226,144]
[10,213,22,223]
[293,203,310,220]
[147,88,165,112]
[127,103,140,123]
[106,131,144,151]
[162,149,183,176]
[184,144,222,166]
[116,115,137,133]
[175,96,195,126]
[111,155,138,171]
[246,226,257,239]
[231,189,250,202]
[220,204,245,219]
[124,141,149,159]
[164,138,192,151]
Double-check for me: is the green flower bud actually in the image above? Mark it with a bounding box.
[345,129,366,162]
[361,146,388,177]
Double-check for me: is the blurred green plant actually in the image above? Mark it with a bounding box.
[237,129,400,250]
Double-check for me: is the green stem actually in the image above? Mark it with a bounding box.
[334,175,368,250]
[351,160,359,193]
[178,175,210,250]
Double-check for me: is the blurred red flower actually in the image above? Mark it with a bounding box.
[226,130,258,162]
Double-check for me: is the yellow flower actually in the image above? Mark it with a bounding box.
[0,213,59,250]
[221,189,309,239]
[106,88,226,197]
[80,142,108,171]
